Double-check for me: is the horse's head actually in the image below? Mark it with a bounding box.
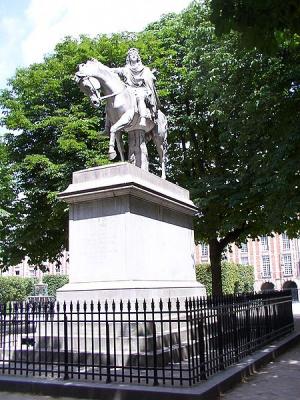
[75,74,101,108]
[74,60,102,108]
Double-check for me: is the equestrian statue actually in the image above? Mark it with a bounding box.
[74,48,168,179]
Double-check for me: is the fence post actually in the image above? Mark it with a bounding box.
[245,306,251,352]
[63,303,69,380]
[198,298,207,380]
[288,292,294,329]
[105,301,111,383]
[216,297,224,370]
[152,320,159,386]
[264,300,270,339]
[233,300,239,362]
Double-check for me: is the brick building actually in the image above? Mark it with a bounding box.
[195,234,300,299]
[1,251,69,280]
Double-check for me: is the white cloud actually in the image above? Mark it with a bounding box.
[21,0,191,65]
[0,0,190,89]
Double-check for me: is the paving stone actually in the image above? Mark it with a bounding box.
[222,310,300,400]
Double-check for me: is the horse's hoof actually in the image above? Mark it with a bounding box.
[108,150,117,160]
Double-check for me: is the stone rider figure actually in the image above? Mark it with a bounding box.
[112,48,160,126]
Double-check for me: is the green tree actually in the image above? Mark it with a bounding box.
[146,2,300,295]
[210,0,300,52]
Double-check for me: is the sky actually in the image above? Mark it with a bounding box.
[0,0,192,90]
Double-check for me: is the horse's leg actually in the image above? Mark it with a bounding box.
[109,109,135,160]
[140,131,149,171]
[128,130,148,171]
[108,131,117,160]
[152,134,165,179]
[116,134,125,162]
[151,127,167,179]
[128,132,135,165]
[154,113,168,179]
[161,141,167,179]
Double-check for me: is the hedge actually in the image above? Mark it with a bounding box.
[196,261,254,295]
[42,275,69,297]
[0,274,69,304]
[0,276,35,304]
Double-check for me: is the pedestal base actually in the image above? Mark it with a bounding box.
[57,280,205,303]
[57,163,206,303]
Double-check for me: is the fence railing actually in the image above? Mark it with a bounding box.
[0,291,294,387]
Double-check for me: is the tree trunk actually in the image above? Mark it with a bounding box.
[209,238,223,296]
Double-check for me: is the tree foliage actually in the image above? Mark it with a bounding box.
[210,0,300,52]
[0,141,16,265]
[196,262,254,295]
[149,2,300,294]
[0,142,13,223]
[0,276,34,304]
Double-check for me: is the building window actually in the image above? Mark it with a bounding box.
[55,265,61,273]
[201,243,209,258]
[282,233,291,251]
[240,243,248,253]
[282,254,293,276]
[260,235,269,251]
[15,270,20,276]
[262,255,271,278]
[241,256,249,265]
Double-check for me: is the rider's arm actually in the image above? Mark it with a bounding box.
[111,67,124,77]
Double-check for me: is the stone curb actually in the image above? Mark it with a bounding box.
[0,330,299,400]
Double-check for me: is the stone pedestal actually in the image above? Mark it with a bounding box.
[57,163,205,303]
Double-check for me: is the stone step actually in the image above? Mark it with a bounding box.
[13,327,190,353]
[1,340,196,367]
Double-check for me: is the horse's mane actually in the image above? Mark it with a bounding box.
[91,59,123,84]
[94,59,109,70]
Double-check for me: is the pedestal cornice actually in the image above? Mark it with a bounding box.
[58,163,198,216]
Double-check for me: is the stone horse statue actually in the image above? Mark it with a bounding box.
[74,59,168,179]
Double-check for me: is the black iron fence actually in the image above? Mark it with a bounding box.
[261,288,299,302]
[0,291,293,387]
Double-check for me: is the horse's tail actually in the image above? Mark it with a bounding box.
[158,110,168,142]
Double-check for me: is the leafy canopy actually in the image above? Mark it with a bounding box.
[151,2,300,243]
[146,2,300,294]
[210,0,300,52]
